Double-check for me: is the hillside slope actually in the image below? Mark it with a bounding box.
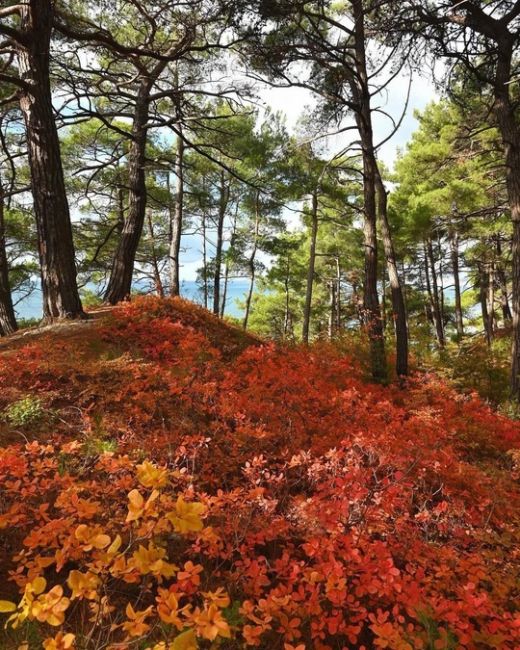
[0,296,519,649]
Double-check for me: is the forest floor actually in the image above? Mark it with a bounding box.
[0,296,519,650]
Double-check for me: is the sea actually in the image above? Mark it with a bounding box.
[13,279,250,322]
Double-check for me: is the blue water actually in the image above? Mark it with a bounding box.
[13,279,250,322]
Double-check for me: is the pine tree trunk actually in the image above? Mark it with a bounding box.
[202,212,208,310]
[350,0,387,382]
[487,261,496,339]
[221,212,238,318]
[213,171,229,315]
[437,235,446,328]
[104,80,152,304]
[479,264,493,347]
[449,226,464,338]
[494,41,520,397]
[221,264,229,318]
[18,0,83,320]
[335,258,341,332]
[169,131,184,296]
[495,236,512,323]
[146,210,164,298]
[424,240,445,348]
[376,175,408,375]
[243,193,260,330]
[302,190,318,344]
[0,182,17,335]
[328,280,336,339]
[283,259,291,339]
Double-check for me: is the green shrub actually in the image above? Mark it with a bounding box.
[4,396,46,427]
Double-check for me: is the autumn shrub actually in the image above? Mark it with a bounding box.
[0,297,518,649]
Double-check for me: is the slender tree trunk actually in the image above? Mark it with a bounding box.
[0,182,17,335]
[243,261,256,329]
[494,40,520,397]
[302,190,319,344]
[105,79,152,304]
[169,130,184,296]
[421,265,434,328]
[449,226,464,338]
[479,263,493,347]
[243,193,261,330]
[221,265,229,318]
[335,258,341,332]
[381,267,387,332]
[350,0,387,381]
[376,175,408,376]
[488,260,496,338]
[437,234,446,328]
[496,236,512,323]
[283,258,291,339]
[18,0,83,320]
[361,150,387,381]
[328,280,336,338]
[425,240,445,348]
[221,211,238,318]
[146,210,164,298]
[213,171,229,315]
[202,212,208,309]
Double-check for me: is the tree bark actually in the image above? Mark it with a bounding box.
[376,175,408,375]
[169,130,184,296]
[18,0,84,320]
[213,171,229,315]
[350,0,387,382]
[243,192,261,330]
[220,209,238,318]
[105,57,167,305]
[437,234,446,328]
[201,211,208,310]
[449,226,464,338]
[493,42,520,396]
[283,257,292,340]
[495,236,512,323]
[0,181,17,335]
[479,263,493,347]
[302,189,318,344]
[424,240,445,348]
[335,257,341,332]
[104,78,152,304]
[146,209,164,298]
[328,280,336,339]
[487,260,496,339]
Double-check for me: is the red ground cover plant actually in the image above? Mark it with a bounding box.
[0,297,519,649]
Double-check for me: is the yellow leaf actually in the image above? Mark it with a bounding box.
[129,543,177,579]
[32,576,47,595]
[137,460,169,489]
[0,600,16,613]
[172,629,198,650]
[126,488,159,523]
[67,570,100,600]
[167,496,205,534]
[74,525,110,551]
[42,631,76,650]
[107,534,122,556]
